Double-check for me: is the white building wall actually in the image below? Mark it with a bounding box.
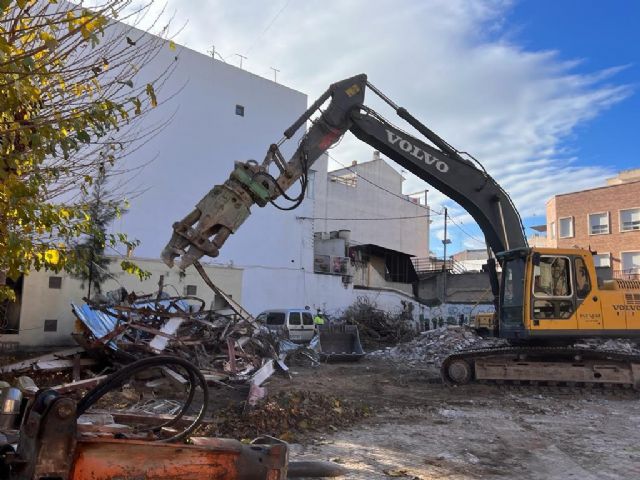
[97,24,315,313]
[8,259,242,348]
[12,18,435,336]
[313,154,429,257]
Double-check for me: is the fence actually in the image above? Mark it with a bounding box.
[613,269,640,281]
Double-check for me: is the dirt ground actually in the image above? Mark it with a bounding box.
[268,359,640,480]
[2,352,639,479]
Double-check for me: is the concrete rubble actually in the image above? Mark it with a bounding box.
[368,324,640,368]
[368,325,507,367]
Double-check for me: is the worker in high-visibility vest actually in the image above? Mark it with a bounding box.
[314,310,325,329]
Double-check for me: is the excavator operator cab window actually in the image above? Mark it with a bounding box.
[500,256,525,328]
[574,257,591,299]
[532,256,574,320]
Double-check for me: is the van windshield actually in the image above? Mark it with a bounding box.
[266,312,286,326]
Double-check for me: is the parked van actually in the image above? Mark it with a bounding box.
[256,309,316,342]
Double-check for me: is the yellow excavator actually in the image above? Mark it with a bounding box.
[162,74,640,389]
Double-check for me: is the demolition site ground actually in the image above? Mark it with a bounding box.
[1,350,639,479]
[2,319,640,479]
[267,361,640,480]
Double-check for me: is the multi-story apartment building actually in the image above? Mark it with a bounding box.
[546,169,640,278]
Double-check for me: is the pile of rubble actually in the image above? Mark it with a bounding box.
[368,325,640,368]
[574,338,640,355]
[0,282,304,414]
[71,288,282,392]
[368,325,508,367]
[195,390,372,442]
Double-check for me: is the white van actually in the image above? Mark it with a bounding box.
[256,309,316,342]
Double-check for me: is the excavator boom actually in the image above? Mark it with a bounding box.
[161,74,527,270]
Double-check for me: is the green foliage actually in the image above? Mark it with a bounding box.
[0,1,166,300]
[69,165,116,297]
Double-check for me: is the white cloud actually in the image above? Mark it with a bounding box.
[140,0,632,254]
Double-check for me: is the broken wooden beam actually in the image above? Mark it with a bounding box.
[51,375,108,394]
[0,347,85,373]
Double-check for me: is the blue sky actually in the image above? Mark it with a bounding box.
[490,0,640,251]
[510,1,639,172]
[423,0,640,255]
[140,0,639,258]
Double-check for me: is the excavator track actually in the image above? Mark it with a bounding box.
[441,346,640,390]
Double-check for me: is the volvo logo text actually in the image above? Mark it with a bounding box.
[386,130,450,173]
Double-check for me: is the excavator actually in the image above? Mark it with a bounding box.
[162,73,640,389]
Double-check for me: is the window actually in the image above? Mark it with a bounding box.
[48,276,62,289]
[266,312,285,326]
[549,222,556,239]
[500,257,525,327]
[43,319,57,332]
[532,255,574,320]
[185,285,197,296]
[574,257,591,299]
[621,251,640,274]
[302,312,314,326]
[235,104,245,117]
[306,171,315,199]
[288,312,301,326]
[620,208,640,232]
[559,217,574,238]
[533,256,572,297]
[593,253,611,268]
[589,212,609,235]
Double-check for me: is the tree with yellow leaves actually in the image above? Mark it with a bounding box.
[0,0,175,300]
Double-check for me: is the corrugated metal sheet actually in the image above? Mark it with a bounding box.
[71,298,192,351]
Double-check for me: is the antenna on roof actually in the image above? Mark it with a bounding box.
[235,54,247,69]
[270,67,280,83]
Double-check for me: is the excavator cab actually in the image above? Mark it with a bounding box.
[497,247,607,341]
[495,246,639,341]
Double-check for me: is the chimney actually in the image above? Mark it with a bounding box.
[351,160,357,166]
[373,150,381,161]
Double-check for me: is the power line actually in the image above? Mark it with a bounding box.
[297,214,428,221]
[326,151,486,246]
[448,216,486,245]
[244,0,292,55]
[326,152,442,216]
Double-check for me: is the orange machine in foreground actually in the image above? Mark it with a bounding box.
[1,358,345,480]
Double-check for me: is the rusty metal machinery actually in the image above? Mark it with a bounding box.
[1,388,290,479]
[0,356,346,479]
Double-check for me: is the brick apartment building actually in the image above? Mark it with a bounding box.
[546,169,640,278]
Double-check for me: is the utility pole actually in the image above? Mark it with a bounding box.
[442,207,451,302]
[235,53,247,69]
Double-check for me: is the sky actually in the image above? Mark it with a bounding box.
[139,0,639,257]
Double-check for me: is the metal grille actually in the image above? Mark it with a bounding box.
[625,293,640,305]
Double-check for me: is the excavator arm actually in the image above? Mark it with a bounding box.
[161,73,527,270]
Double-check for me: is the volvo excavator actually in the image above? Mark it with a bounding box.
[162,74,640,389]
